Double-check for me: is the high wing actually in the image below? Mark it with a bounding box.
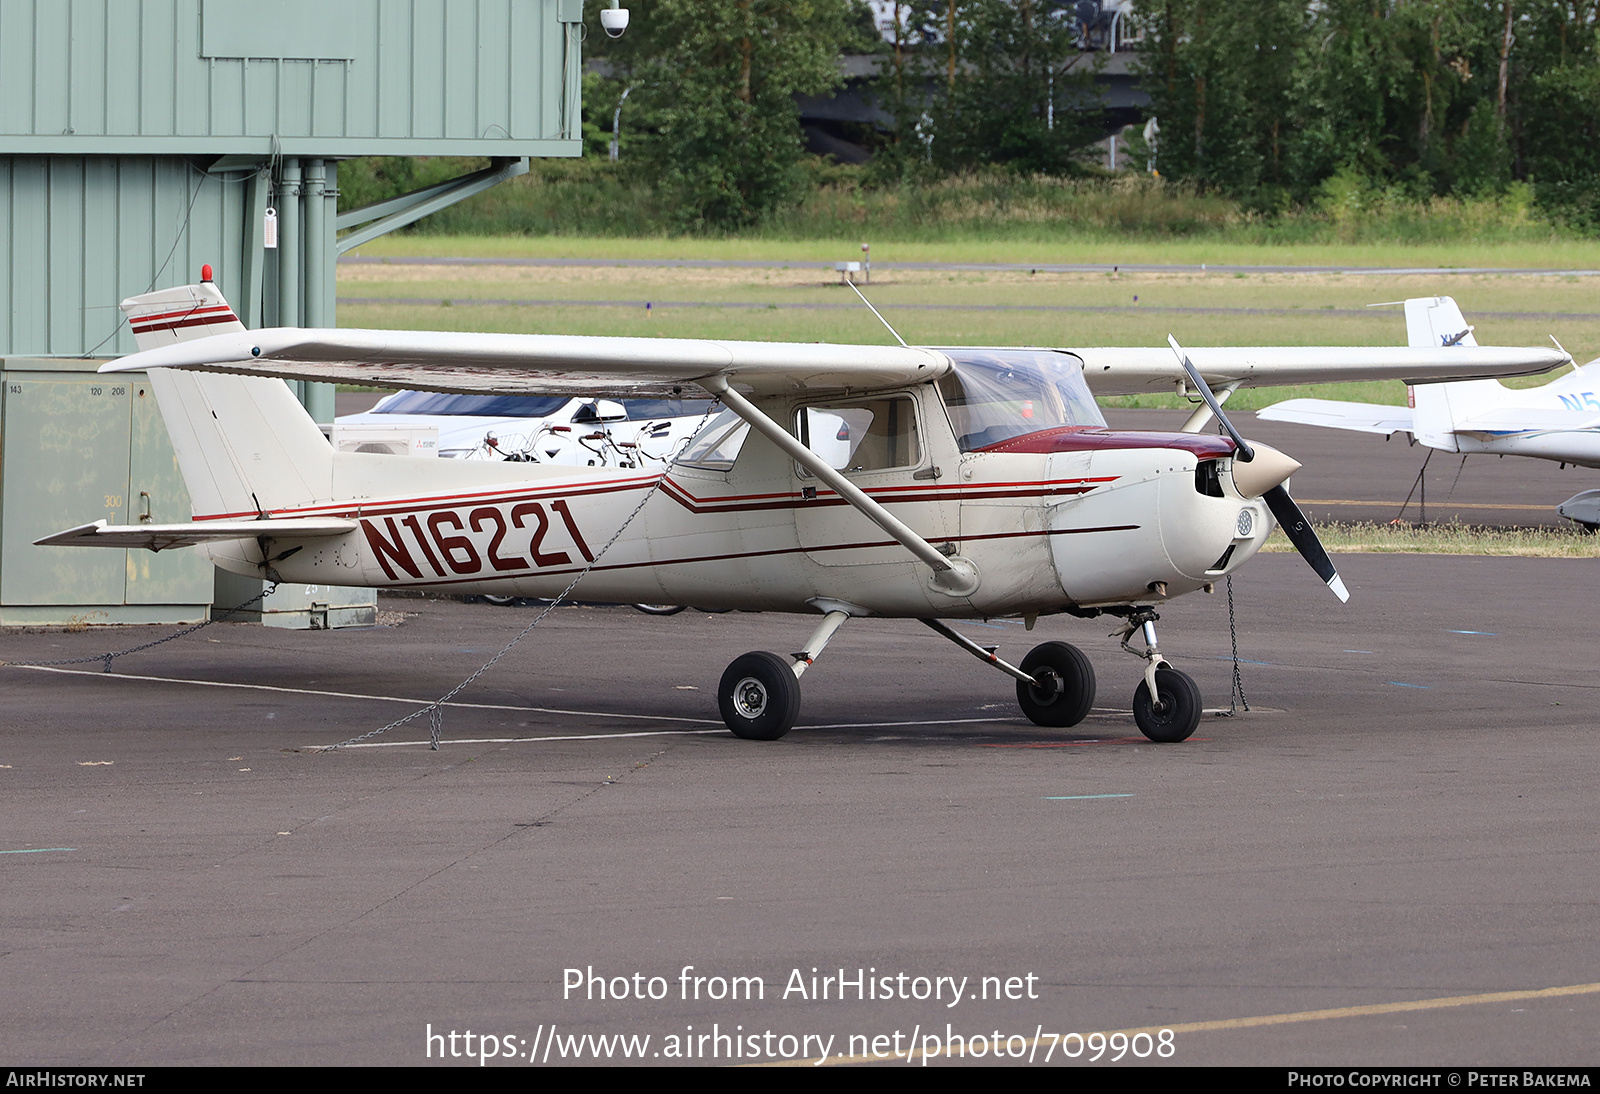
[1255,399,1415,436]
[36,518,358,552]
[1075,345,1567,396]
[98,327,1568,399]
[99,328,950,397]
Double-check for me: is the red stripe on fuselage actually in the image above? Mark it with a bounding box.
[337,522,1143,590]
[196,470,1120,525]
[193,474,664,523]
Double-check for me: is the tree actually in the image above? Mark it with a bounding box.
[1513,1,1600,226]
[929,0,1105,174]
[1135,0,1307,198]
[870,1,949,174]
[591,0,860,229]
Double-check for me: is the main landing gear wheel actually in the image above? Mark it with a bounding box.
[718,652,801,741]
[1132,667,1202,743]
[1016,641,1096,728]
[632,603,686,616]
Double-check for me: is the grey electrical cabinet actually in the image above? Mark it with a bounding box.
[0,358,213,624]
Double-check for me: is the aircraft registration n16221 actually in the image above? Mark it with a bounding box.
[39,270,1569,743]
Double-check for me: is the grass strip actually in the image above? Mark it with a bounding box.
[1261,520,1598,557]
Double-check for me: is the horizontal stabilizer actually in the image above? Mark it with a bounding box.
[1255,399,1414,436]
[36,518,358,552]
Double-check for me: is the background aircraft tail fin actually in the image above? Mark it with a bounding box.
[1403,296,1503,451]
[118,275,333,519]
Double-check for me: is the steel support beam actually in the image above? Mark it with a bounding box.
[335,158,529,255]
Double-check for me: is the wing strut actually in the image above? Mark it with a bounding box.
[701,377,980,597]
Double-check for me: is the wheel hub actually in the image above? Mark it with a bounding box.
[1027,667,1064,705]
[733,676,769,719]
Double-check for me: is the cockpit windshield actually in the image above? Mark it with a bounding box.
[935,349,1105,451]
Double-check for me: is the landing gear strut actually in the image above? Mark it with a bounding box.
[920,619,1096,729]
[1115,610,1201,743]
[717,604,857,740]
[1016,642,1096,727]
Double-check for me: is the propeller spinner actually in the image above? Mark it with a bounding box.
[1167,336,1350,603]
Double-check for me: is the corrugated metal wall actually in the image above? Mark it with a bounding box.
[0,0,581,358]
[0,156,264,357]
[0,0,581,154]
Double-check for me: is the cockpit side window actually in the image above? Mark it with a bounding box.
[936,349,1105,451]
[795,395,921,475]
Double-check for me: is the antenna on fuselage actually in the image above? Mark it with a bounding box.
[1550,334,1581,373]
[847,281,908,348]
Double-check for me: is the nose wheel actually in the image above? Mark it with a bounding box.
[1116,610,1202,743]
[1132,667,1201,742]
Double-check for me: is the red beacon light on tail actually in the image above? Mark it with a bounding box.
[201,264,214,282]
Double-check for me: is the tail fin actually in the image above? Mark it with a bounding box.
[119,273,334,520]
[1403,296,1503,451]
[123,268,248,350]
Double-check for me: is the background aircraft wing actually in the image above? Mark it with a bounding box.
[1076,345,1569,396]
[99,328,950,397]
[1255,398,1415,436]
[37,518,358,552]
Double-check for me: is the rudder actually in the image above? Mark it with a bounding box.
[120,273,333,519]
[1403,296,1503,451]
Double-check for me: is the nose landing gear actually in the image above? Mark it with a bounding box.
[1115,610,1201,742]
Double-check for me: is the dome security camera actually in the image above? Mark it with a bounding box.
[600,6,629,37]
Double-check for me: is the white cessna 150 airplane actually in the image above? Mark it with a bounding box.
[1259,296,1600,529]
[39,273,1568,743]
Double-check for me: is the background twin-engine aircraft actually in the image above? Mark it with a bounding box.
[1259,296,1600,529]
[38,272,1568,743]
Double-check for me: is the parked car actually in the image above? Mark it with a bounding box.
[333,391,714,468]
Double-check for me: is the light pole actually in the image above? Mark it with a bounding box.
[610,86,634,162]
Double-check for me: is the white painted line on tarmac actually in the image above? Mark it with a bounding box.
[6,664,721,725]
[338,717,1035,749]
[12,664,1137,746]
[333,729,728,748]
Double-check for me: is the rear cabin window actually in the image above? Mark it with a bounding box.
[935,349,1104,451]
[677,408,751,471]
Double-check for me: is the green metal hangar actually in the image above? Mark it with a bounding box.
[0,0,584,626]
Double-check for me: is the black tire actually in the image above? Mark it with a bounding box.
[480,594,516,606]
[718,652,801,741]
[632,603,687,616]
[1132,667,1202,743]
[1016,641,1096,727]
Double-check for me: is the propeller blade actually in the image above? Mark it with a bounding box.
[1168,335,1346,600]
[1263,485,1349,602]
[1168,335,1253,461]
